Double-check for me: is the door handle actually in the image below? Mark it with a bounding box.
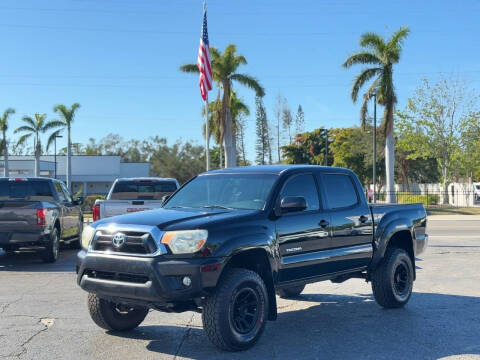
[359,215,368,223]
[319,219,329,228]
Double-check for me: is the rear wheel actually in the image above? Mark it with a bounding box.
[41,228,60,263]
[202,268,268,351]
[87,293,149,331]
[277,284,305,299]
[371,247,414,308]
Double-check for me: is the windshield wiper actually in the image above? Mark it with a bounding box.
[201,205,234,210]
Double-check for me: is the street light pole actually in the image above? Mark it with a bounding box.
[373,91,377,203]
[54,135,63,179]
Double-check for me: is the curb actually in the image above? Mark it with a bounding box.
[427,215,480,221]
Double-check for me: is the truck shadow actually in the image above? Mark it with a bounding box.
[111,291,480,360]
[0,248,77,272]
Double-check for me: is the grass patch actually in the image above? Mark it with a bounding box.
[426,207,480,215]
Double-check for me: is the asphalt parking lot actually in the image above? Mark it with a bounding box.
[1,218,479,360]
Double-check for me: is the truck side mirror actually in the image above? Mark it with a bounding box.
[280,196,307,213]
[74,196,84,205]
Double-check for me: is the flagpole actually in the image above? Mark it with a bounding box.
[205,92,210,171]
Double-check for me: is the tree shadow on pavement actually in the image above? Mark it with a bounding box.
[111,292,480,360]
[0,248,77,272]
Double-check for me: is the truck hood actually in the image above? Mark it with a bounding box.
[93,207,259,230]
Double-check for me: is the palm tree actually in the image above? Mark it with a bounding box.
[180,44,264,168]
[52,103,81,190]
[15,113,62,177]
[0,108,15,177]
[343,26,410,203]
[203,90,249,167]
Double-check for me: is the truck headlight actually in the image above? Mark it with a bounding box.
[81,225,96,250]
[161,230,208,254]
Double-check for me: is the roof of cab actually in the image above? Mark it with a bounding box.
[204,165,353,175]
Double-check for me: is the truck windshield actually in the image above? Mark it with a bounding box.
[0,180,54,201]
[164,173,278,210]
[110,181,177,200]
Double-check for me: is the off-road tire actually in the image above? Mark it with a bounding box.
[87,293,148,331]
[41,228,60,263]
[202,268,269,351]
[277,284,305,299]
[371,247,414,308]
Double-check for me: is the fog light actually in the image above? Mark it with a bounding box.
[182,276,192,287]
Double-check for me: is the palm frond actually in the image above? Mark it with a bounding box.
[360,32,386,53]
[16,133,32,146]
[343,52,382,68]
[42,120,65,132]
[46,129,63,150]
[14,125,35,134]
[179,64,199,73]
[386,26,410,62]
[21,116,36,128]
[230,73,265,97]
[351,68,381,102]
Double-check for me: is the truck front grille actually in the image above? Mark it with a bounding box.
[85,269,149,284]
[91,231,158,255]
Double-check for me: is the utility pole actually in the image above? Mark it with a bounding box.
[54,135,63,179]
[373,91,377,203]
[324,128,328,166]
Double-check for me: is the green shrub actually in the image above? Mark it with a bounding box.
[397,192,439,206]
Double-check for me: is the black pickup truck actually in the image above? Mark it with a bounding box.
[76,165,428,351]
[0,177,84,262]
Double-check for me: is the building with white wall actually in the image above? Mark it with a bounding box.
[0,155,150,195]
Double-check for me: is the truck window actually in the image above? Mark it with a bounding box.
[54,182,67,202]
[280,174,319,211]
[110,181,178,200]
[321,174,358,209]
[0,180,55,201]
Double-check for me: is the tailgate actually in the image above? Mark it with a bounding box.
[0,201,40,232]
[101,200,164,219]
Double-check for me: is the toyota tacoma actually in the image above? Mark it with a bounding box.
[76,165,428,351]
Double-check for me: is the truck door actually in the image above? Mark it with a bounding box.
[275,173,331,283]
[316,172,373,271]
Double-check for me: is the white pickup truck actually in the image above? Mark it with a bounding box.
[92,177,179,221]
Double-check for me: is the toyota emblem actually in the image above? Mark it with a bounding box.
[112,232,126,248]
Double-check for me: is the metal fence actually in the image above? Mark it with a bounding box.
[364,190,480,208]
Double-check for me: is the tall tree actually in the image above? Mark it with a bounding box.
[274,94,283,162]
[15,113,60,176]
[396,77,480,202]
[52,103,81,190]
[255,97,270,165]
[0,108,15,176]
[295,105,305,135]
[180,44,264,168]
[282,100,293,144]
[236,114,248,166]
[343,26,410,203]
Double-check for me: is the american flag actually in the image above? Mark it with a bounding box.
[197,2,212,101]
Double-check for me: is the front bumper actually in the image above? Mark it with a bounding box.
[76,250,226,307]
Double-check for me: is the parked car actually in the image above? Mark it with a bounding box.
[0,177,83,262]
[77,165,428,351]
[92,177,179,221]
[474,183,480,201]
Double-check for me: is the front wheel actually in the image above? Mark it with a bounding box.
[371,247,414,308]
[202,268,268,351]
[87,293,149,331]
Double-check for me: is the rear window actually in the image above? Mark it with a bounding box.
[320,174,359,209]
[0,180,55,201]
[109,181,178,200]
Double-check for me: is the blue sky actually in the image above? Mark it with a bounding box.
[1,0,479,162]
